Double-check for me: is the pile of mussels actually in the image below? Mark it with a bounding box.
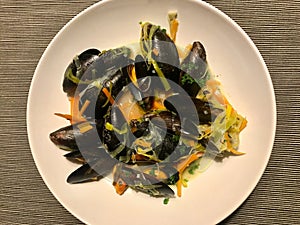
[49,18,247,199]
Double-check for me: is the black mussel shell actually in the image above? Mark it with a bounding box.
[63,48,100,96]
[164,95,212,124]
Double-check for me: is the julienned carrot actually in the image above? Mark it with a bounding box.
[170,19,179,42]
[70,95,79,121]
[213,88,229,106]
[116,91,145,122]
[135,139,152,148]
[79,100,90,116]
[177,153,201,173]
[224,132,245,155]
[113,177,128,195]
[102,87,115,105]
[175,153,202,197]
[77,121,93,134]
[128,65,138,86]
[152,98,166,110]
[168,12,179,42]
[206,79,220,92]
[177,44,192,60]
[57,87,113,124]
[70,95,87,124]
[55,95,87,124]
[176,174,183,197]
[239,118,248,132]
[54,113,72,121]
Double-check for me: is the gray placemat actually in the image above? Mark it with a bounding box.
[1,0,299,224]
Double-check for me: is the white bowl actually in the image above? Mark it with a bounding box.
[27,0,276,224]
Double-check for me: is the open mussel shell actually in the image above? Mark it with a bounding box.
[130,109,197,161]
[140,22,181,84]
[143,110,181,135]
[78,57,133,120]
[77,84,109,120]
[113,164,175,198]
[63,48,100,97]
[134,55,162,93]
[152,132,180,161]
[181,41,207,78]
[88,47,132,78]
[179,41,208,97]
[75,46,132,85]
[102,106,136,162]
[78,68,127,120]
[164,94,212,124]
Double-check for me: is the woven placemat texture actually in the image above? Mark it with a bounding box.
[1,0,299,224]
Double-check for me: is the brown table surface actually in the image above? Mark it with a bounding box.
[1,0,299,224]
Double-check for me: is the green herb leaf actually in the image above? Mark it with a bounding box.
[188,163,199,175]
[181,73,195,85]
[163,198,170,205]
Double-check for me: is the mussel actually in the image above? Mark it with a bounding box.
[113,163,175,198]
[179,41,209,97]
[130,110,198,161]
[49,120,104,151]
[49,17,235,199]
[139,22,181,88]
[164,94,212,123]
[79,66,132,119]
[66,147,117,184]
[63,48,100,97]
[76,47,133,119]
[62,47,133,120]
[102,106,134,163]
[64,150,85,163]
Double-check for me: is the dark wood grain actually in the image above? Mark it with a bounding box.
[1,0,299,224]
